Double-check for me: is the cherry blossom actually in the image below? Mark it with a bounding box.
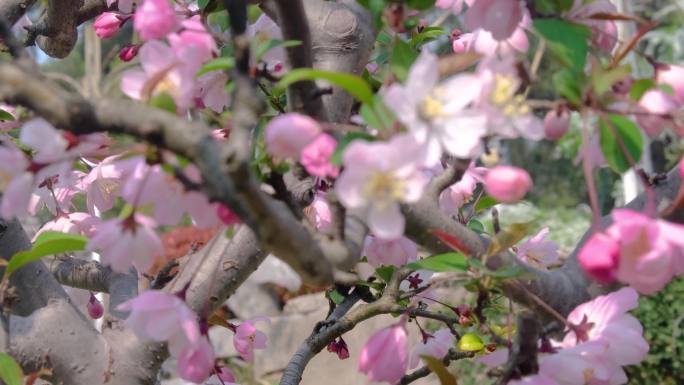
[87,214,164,273]
[464,0,523,41]
[0,104,19,131]
[94,12,126,39]
[248,14,286,73]
[177,337,216,383]
[358,322,408,384]
[363,235,418,267]
[636,89,677,138]
[305,193,332,233]
[264,113,321,160]
[384,51,487,165]
[409,328,453,369]
[438,162,486,215]
[205,367,239,385]
[300,133,339,178]
[134,0,178,41]
[516,227,560,268]
[336,134,428,239]
[233,318,269,362]
[435,0,468,15]
[578,232,620,284]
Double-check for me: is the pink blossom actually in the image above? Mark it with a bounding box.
[637,90,677,138]
[233,318,269,362]
[305,193,332,233]
[657,64,684,104]
[560,287,649,368]
[476,57,544,140]
[300,133,339,178]
[358,323,408,384]
[606,209,684,294]
[134,0,178,41]
[435,0,467,14]
[456,12,530,57]
[680,157,684,180]
[120,41,196,110]
[578,232,620,284]
[509,373,559,385]
[247,14,286,73]
[543,108,570,140]
[177,337,215,383]
[384,51,486,165]
[117,290,201,356]
[94,12,126,39]
[484,165,532,203]
[516,227,560,267]
[363,236,418,267]
[265,113,321,160]
[464,0,523,41]
[33,212,96,240]
[168,16,217,67]
[439,162,487,215]
[87,214,164,273]
[0,104,19,131]
[87,293,104,319]
[0,143,32,219]
[82,155,142,215]
[195,71,230,113]
[409,328,453,369]
[217,203,241,226]
[20,118,68,163]
[336,134,428,239]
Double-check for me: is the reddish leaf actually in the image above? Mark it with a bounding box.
[430,229,473,256]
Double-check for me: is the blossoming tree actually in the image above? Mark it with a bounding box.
[0,0,682,384]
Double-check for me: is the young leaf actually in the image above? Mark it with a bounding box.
[486,222,534,257]
[457,333,485,352]
[375,266,395,282]
[0,109,15,121]
[629,78,656,101]
[328,289,345,305]
[420,355,458,385]
[330,132,376,165]
[196,57,236,77]
[430,229,474,256]
[359,94,396,131]
[148,92,177,114]
[599,114,643,173]
[407,0,436,10]
[391,39,419,82]
[406,252,468,272]
[534,19,591,72]
[410,27,446,48]
[474,196,498,212]
[0,353,23,385]
[6,231,88,277]
[277,69,375,105]
[553,69,585,106]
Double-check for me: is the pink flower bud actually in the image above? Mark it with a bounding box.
[359,323,408,383]
[87,293,104,319]
[265,113,321,160]
[216,366,236,382]
[119,44,140,62]
[680,158,684,180]
[216,203,241,225]
[177,337,215,383]
[300,133,339,178]
[578,232,620,284]
[543,108,570,140]
[484,166,532,203]
[134,0,178,41]
[94,12,125,39]
[637,90,677,138]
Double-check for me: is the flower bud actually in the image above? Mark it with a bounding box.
[119,45,140,62]
[543,107,570,140]
[94,13,125,39]
[134,0,178,41]
[265,113,321,160]
[578,232,620,284]
[484,166,532,203]
[87,292,104,319]
[216,203,241,226]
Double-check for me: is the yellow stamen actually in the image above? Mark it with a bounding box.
[365,172,405,202]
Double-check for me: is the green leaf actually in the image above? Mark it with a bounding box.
[357,0,385,27]
[630,78,656,101]
[277,69,374,105]
[149,92,177,114]
[474,196,498,212]
[592,64,631,96]
[467,219,485,234]
[553,69,584,106]
[410,27,446,48]
[360,94,396,131]
[0,109,15,121]
[0,353,23,385]
[330,132,376,166]
[196,57,236,77]
[6,231,88,277]
[328,289,344,305]
[391,39,419,82]
[533,0,573,14]
[406,252,468,272]
[533,19,591,71]
[486,222,534,257]
[457,333,485,352]
[375,266,395,282]
[254,39,301,63]
[407,0,436,11]
[420,355,458,385]
[599,114,643,173]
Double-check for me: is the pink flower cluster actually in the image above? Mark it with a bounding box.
[579,209,684,294]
